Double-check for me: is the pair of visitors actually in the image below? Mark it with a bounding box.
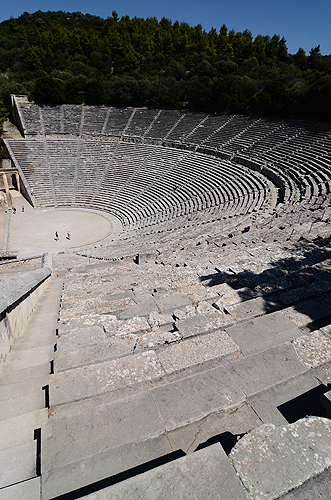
[55,231,71,241]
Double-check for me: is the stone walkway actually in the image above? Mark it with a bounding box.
[0,276,63,499]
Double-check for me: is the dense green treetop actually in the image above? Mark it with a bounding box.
[0,10,330,120]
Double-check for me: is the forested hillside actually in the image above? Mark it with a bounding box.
[0,10,330,121]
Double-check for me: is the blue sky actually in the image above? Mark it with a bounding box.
[0,0,330,55]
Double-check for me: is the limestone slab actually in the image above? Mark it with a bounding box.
[118,299,158,319]
[281,300,331,327]
[277,286,314,306]
[0,477,40,500]
[57,325,105,349]
[0,363,51,386]
[0,390,45,420]
[44,392,165,469]
[82,444,247,500]
[42,433,172,500]
[279,468,331,500]
[291,330,331,368]
[158,330,240,374]
[0,440,37,488]
[167,402,262,454]
[0,377,45,401]
[226,344,309,396]
[224,296,280,322]
[321,390,331,418]
[102,315,151,336]
[58,314,102,334]
[50,351,165,406]
[147,311,174,327]
[176,312,232,339]
[155,293,192,313]
[225,311,300,354]
[248,371,321,426]
[136,328,180,350]
[230,417,331,500]
[0,408,48,450]
[151,365,246,431]
[54,336,137,371]
[310,360,331,385]
[213,283,256,308]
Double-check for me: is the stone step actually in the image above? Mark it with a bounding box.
[49,350,165,406]
[0,440,37,489]
[1,345,54,372]
[82,443,247,500]
[0,390,45,420]
[224,311,302,355]
[42,364,248,498]
[0,477,40,500]
[0,409,48,451]
[0,363,51,387]
[0,377,46,402]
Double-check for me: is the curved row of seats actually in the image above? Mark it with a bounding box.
[6,138,271,230]
[8,98,331,246]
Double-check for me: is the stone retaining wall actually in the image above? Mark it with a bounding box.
[0,255,52,364]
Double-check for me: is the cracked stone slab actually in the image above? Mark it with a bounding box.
[147,311,174,327]
[54,335,138,372]
[158,330,240,374]
[230,417,331,500]
[102,315,151,336]
[151,365,246,431]
[225,311,301,354]
[176,312,232,338]
[195,301,216,315]
[82,443,247,500]
[291,330,331,368]
[173,306,196,320]
[226,343,309,396]
[281,300,331,327]
[167,402,262,454]
[50,351,165,406]
[136,328,180,350]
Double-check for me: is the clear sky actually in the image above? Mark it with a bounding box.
[0,0,330,55]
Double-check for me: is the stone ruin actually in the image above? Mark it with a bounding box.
[1,95,331,498]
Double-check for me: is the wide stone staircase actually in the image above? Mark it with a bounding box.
[36,233,331,499]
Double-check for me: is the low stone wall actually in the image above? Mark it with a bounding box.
[0,255,52,364]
